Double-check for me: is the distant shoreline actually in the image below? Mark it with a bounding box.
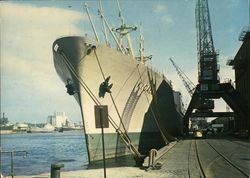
[1,130,83,135]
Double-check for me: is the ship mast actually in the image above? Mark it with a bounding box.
[97,9,125,53]
[112,0,137,58]
[99,0,110,46]
[136,24,152,64]
[84,3,100,42]
[139,26,144,63]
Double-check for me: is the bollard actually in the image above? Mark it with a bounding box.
[148,149,158,168]
[51,163,64,178]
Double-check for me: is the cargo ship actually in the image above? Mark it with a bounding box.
[0,113,14,134]
[52,1,183,164]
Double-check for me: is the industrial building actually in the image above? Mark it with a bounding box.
[229,27,250,131]
[47,111,70,128]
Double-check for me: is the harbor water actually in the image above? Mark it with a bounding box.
[1,132,88,176]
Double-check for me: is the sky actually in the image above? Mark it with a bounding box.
[1,0,249,124]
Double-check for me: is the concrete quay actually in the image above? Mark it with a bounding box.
[5,133,250,178]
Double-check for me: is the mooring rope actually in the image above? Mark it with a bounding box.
[58,48,141,157]
[59,50,119,130]
[93,49,142,156]
[93,49,130,137]
[147,68,176,141]
[114,65,139,101]
[136,66,169,144]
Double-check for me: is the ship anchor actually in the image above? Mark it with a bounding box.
[65,79,77,95]
[99,76,113,98]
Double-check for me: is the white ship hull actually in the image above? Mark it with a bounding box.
[53,36,183,163]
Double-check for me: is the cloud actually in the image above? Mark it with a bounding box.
[154,4,174,25]
[161,15,174,24]
[154,5,166,14]
[1,2,87,93]
[226,0,240,7]
[1,3,86,122]
[227,27,235,33]
[1,3,86,61]
[1,2,86,77]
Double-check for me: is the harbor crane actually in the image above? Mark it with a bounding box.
[183,0,249,134]
[169,58,207,125]
[169,58,195,97]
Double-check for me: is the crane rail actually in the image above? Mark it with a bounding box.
[194,139,249,178]
[194,140,206,178]
[226,139,250,149]
[205,140,249,177]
